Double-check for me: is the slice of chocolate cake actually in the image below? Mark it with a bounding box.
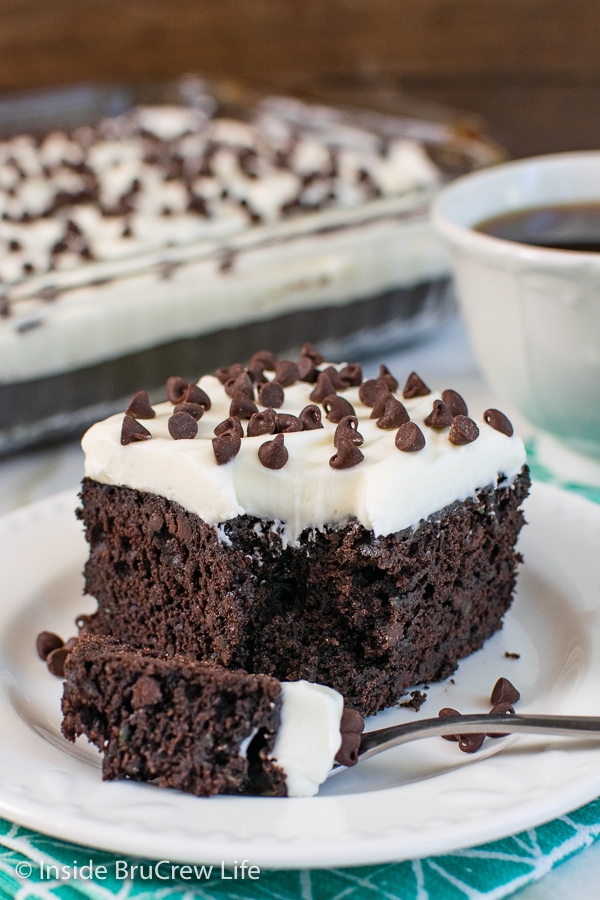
[62,635,357,797]
[77,349,530,716]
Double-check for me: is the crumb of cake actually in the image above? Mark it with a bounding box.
[398,689,428,712]
[504,651,521,659]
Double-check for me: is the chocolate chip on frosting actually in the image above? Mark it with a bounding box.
[275,413,303,433]
[246,362,268,385]
[258,433,289,469]
[274,359,299,387]
[377,396,410,429]
[212,433,242,465]
[332,415,362,448]
[298,404,323,430]
[334,707,365,767]
[359,378,389,408]
[339,363,363,387]
[424,400,453,429]
[484,408,514,437]
[300,342,324,365]
[378,364,398,393]
[168,411,198,440]
[323,394,356,423]
[370,386,393,418]
[490,677,521,706]
[247,408,277,437]
[165,376,191,403]
[214,416,244,438]
[402,371,431,399]
[173,401,204,421]
[121,415,152,445]
[125,390,156,419]
[395,421,426,452]
[297,355,319,383]
[442,388,468,418]
[215,362,245,385]
[309,371,338,403]
[184,383,211,410]
[449,415,480,445]
[249,350,277,372]
[330,438,364,469]
[229,392,259,420]
[259,381,284,408]
[225,371,255,401]
[320,365,348,392]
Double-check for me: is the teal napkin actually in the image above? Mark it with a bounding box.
[2,441,599,900]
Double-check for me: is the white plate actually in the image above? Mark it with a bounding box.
[1,482,600,869]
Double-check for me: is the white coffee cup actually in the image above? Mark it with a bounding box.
[432,152,600,460]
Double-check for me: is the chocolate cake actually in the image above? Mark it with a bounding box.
[77,348,529,717]
[61,634,360,797]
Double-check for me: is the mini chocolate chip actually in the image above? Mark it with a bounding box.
[166,376,190,403]
[310,371,338,403]
[377,396,410,429]
[438,706,461,741]
[458,732,486,753]
[449,415,480,445]
[36,631,63,661]
[488,702,516,738]
[246,362,268,385]
[125,390,155,419]
[180,384,210,410]
[339,363,363,387]
[173,402,204,421]
[121,415,152,445]
[442,388,468,418]
[484,408,514,437]
[63,636,79,652]
[249,350,277,371]
[230,392,259,419]
[46,646,70,678]
[330,438,364,469]
[335,732,361,767]
[247,408,277,437]
[225,372,255,401]
[378,364,398,392]
[212,433,242,464]
[297,355,319,383]
[301,342,324,365]
[402,371,431,399]
[275,413,303,433]
[274,359,299,387]
[395,422,426,452]
[323,394,356,423]
[321,365,347,391]
[298,404,323,430]
[168,411,198,440]
[215,363,245,384]
[490,677,521,706]
[132,675,162,707]
[258,433,288,469]
[340,707,365,734]
[359,378,389,408]
[259,381,285,408]
[424,400,453,429]
[214,416,244,438]
[334,415,364,447]
[370,387,393,418]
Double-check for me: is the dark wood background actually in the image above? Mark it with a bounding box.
[2,0,599,158]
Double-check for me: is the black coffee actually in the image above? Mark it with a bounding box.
[476,202,600,252]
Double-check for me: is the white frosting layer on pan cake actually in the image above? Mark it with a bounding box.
[82,366,526,542]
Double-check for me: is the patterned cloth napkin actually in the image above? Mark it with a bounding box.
[2,439,599,900]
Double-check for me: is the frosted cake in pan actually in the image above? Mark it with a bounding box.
[0,91,499,453]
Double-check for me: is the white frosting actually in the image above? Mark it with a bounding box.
[270,681,343,797]
[82,368,526,542]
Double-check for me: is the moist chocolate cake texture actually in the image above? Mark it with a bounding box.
[77,346,530,717]
[61,634,361,797]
